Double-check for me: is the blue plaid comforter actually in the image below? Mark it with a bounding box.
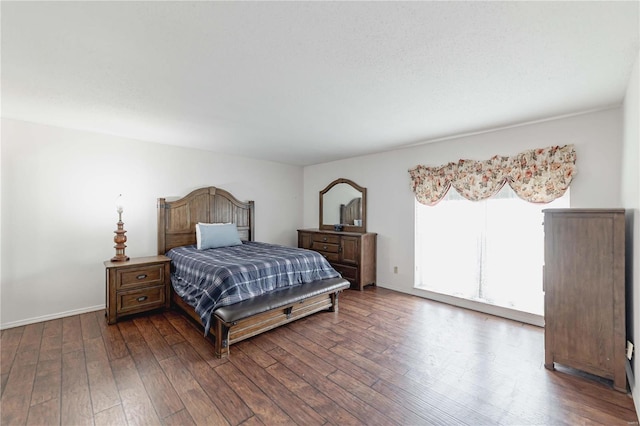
[166,241,341,335]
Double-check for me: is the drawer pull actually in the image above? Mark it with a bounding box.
[323,245,328,250]
[137,296,148,302]
[136,274,148,280]
[322,237,327,242]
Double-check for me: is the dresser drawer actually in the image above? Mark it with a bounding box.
[319,252,340,262]
[312,241,339,253]
[313,234,340,244]
[117,286,165,314]
[333,264,358,289]
[117,264,165,290]
[333,264,357,281]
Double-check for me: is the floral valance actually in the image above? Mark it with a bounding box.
[408,145,576,206]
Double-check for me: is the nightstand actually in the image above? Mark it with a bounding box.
[104,255,171,324]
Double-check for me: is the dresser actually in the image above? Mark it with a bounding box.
[298,229,376,291]
[543,209,626,392]
[104,255,171,324]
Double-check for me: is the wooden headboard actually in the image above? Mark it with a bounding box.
[157,186,255,254]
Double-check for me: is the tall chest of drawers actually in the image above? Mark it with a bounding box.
[543,209,626,392]
[298,229,377,291]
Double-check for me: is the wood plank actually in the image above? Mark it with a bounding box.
[111,355,162,426]
[265,361,361,425]
[163,310,222,366]
[26,397,60,426]
[1,323,44,423]
[118,322,159,375]
[94,311,128,361]
[267,346,396,426]
[93,404,128,426]
[287,318,347,349]
[136,360,184,420]
[277,326,379,386]
[230,348,326,425]
[330,344,407,383]
[0,363,37,425]
[84,336,121,414]
[314,316,391,354]
[159,356,229,425]
[162,409,197,426]
[149,312,185,346]
[14,323,44,367]
[118,321,184,419]
[133,316,176,361]
[62,315,84,354]
[1,327,24,378]
[30,358,61,407]
[171,341,253,425]
[233,339,277,368]
[371,375,479,425]
[328,368,431,425]
[42,319,63,337]
[30,319,63,407]
[81,311,103,341]
[1,373,9,398]
[236,415,266,426]
[214,360,293,425]
[60,350,94,425]
[261,329,337,377]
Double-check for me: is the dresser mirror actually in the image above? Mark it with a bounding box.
[319,178,367,232]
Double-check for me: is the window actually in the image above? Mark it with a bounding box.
[415,185,569,317]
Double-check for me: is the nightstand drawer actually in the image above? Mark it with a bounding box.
[117,264,165,290]
[117,286,165,314]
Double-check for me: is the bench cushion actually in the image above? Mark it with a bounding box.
[213,278,350,324]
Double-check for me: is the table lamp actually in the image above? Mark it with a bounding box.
[111,194,130,262]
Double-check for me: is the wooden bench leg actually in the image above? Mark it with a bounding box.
[329,291,340,313]
[213,318,230,358]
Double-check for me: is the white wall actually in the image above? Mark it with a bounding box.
[621,49,640,414]
[0,119,303,328]
[303,108,624,297]
[1,107,627,329]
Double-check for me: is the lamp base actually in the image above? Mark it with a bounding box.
[112,220,129,262]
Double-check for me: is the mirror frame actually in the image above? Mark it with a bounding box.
[319,178,367,233]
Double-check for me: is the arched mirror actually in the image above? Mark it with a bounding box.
[319,178,367,233]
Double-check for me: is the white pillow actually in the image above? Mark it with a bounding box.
[196,223,242,250]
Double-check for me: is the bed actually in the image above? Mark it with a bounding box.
[157,186,350,358]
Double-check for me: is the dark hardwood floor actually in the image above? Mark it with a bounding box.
[1,287,637,425]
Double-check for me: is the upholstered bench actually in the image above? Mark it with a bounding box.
[210,277,350,357]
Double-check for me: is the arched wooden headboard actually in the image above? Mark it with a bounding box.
[157,187,255,254]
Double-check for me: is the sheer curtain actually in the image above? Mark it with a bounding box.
[415,185,569,316]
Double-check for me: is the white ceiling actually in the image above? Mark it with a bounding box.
[2,1,639,166]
